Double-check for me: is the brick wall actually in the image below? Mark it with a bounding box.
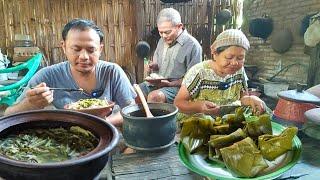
[243,0,320,87]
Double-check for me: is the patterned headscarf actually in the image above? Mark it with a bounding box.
[211,29,250,51]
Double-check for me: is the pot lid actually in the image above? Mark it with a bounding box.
[304,108,320,124]
[278,89,320,103]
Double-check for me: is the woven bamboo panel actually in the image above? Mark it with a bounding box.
[0,0,137,74]
[0,0,218,82]
[137,0,213,59]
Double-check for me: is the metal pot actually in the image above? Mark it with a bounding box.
[273,85,320,128]
[273,99,317,128]
[0,110,119,180]
[121,103,178,151]
[303,108,320,139]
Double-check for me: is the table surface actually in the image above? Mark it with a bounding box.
[99,131,320,180]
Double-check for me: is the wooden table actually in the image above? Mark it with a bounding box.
[99,132,320,180]
[111,143,202,180]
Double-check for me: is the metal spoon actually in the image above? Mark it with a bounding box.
[30,87,84,92]
[48,87,84,92]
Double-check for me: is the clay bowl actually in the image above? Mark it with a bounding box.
[0,110,119,180]
[121,103,178,151]
[64,101,115,118]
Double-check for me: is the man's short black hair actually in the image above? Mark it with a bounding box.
[62,18,104,43]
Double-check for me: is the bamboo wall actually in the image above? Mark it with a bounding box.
[0,0,138,74]
[0,0,214,83]
[136,0,212,59]
[134,0,213,81]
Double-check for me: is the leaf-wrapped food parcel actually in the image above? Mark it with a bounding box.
[208,129,247,163]
[180,115,215,139]
[220,137,268,178]
[258,126,298,161]
[208,145,225,166]
[180,113,231,154]
[211,124,232,134]
[209,128,246,149]
[244,114,272,138]
[181,136,205,154]
[224,107,246,131]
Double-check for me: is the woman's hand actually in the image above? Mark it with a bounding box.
[26,82,54,109]
[198,101,220,116]
[241,95,266,115]
[175,86,220,116]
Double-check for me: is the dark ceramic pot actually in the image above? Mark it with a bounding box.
[249,17,273,41]
[216,9,232,25]
[0,110,119,180]
[271,29,293,54]
[121,103,178,151]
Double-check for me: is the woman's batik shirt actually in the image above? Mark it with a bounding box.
[182,60,248,106]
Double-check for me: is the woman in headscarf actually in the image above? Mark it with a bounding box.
[174,29,266,119]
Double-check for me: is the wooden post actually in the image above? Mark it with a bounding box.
[307,44,320,87]
[134,1,145,84]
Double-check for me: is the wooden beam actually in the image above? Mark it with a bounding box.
[134,0,144,83]
[307,44,320,87]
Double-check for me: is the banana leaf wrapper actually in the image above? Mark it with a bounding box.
[208,128,246,163]
[180,115,216,139]
[181,136,205,154]
[208,145,225,166]
[180,114,233,154]
[258,126,298,161]
[209,128,247,149]
[223,107,246,131]
[180,115,233,140]
[180,122,231,153]
[208,135,224,161]
[244,114,272,139]
[220,137,268,178]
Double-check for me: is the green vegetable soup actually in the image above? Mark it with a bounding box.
[0,126,99,163]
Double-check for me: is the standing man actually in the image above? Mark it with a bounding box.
[139,8,202,103]
[5,19,136,126]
